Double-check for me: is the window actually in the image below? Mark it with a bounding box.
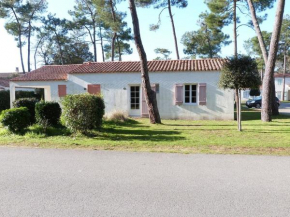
[130,86,140,109]
[277,79,282,85]
[184,84,197,104]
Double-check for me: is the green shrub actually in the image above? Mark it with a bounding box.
[13,98,39,124]
[0,90,10,112]
[35,101,61,127]
[62,94,105,133]
[0,107,30,133]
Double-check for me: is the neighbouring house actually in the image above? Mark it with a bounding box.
[0,73,14,90]
[0,78,9,90]
[275,73,290,101]
[0,72,35,92]
[241,73,290,101]
[10,59,234,120]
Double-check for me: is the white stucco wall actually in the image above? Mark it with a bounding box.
[10,71,235,120]
[69,71,234,120]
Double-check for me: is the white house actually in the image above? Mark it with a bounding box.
[10,59,234,120]
[274,73,290,101]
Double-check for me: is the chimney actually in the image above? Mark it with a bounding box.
[15,67,19,73]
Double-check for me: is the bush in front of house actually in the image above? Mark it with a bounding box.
[0,107,30,133]
[0,90,10,112]
[62,94,105,133]
[13,98,39,124]
[35,101,62,128]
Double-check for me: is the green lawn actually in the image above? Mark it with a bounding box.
[0,106,290,155]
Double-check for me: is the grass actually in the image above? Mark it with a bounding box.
[0,106,290,155]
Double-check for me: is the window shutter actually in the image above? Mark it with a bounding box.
[199,83,207,105]
[58,85,66,97]
[88,84,101,95]
[175,84,183,105]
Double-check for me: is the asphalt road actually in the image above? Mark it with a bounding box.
[279,102,290,116]
[1,148,290,217]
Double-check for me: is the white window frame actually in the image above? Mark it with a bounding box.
[277,79,283,85]
[184,84,198,105]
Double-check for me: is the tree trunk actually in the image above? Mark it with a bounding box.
[109,0,117,62]
[239,89,242,131]
[235,88,240,130]
[247,0,268,63]
[271,79,279,115]
[282,51,287,101]
[93,24,97,62]
[128,0,161,124]
[205,25,213,58]
[99,26,105,62]
[233,0,241,131]
[11,8,25,73]
[27,21,31,72]
[167,0,180,60]
[117,36,122,61]
[54,32,64,65]
[19,34,26,73]
[111,32,117,61]
[248,0,281,118]
[262,0,285,122]
[233,0,237,57]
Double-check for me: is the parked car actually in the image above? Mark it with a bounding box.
[246,96,280,108]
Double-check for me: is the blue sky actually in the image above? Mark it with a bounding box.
[0,0,289,72]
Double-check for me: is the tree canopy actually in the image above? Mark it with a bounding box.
[219,55,261,90]
[181,12,231,58]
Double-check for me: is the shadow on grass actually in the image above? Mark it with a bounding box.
[96,128,185,142]
[104,119,143,127]
[29,124,72,137]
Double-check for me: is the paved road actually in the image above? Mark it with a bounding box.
[1,148,290,217]
[279,102,290,116]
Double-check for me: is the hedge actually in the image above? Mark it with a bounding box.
[0,91,10,112]
[0,90,43,113]
[62,94,105,133]
[0,107,30,133]
[35,101,61,127]
[13,98,39,124]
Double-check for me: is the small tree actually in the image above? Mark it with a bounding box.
[219,55,261,131]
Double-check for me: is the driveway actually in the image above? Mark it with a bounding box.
[279,102,290,116]
[1,147,290,217]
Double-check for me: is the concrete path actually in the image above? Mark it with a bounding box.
[1,147,290,217]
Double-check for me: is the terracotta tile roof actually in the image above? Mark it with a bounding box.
[11,65,81,81]
[70,59,226,74]
[10,59,225,82]
[0,78,9,87]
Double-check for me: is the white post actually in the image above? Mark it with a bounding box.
[44,87,51,101]
[9,82,16,108]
